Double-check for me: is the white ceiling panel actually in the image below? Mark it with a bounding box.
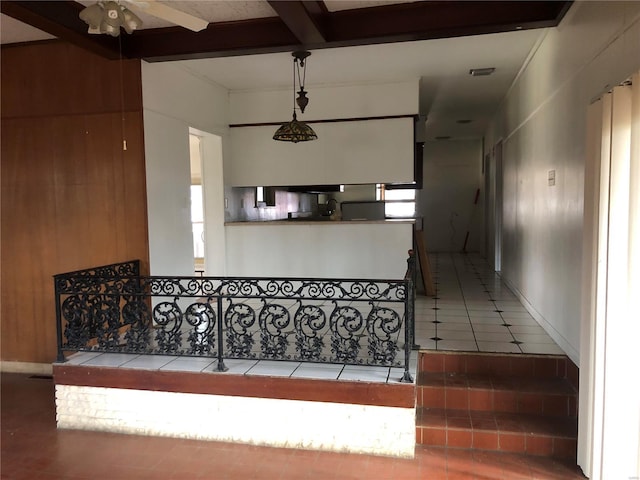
[74,1,277,30]
[0,14,55,44]
[324,0,420,12]
[178,29,542,91]
[177,28,544,139]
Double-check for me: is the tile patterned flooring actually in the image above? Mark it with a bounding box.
[60,253,564,386]
[414,253,563,356]
[1,373,587,479]
[63,351,413,384]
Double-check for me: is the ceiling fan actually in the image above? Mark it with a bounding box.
[79,0,209,37]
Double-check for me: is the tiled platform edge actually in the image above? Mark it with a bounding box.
[53,364,416,458]
[416,351,578,460]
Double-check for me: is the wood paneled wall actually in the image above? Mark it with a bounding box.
[1,41,149,364]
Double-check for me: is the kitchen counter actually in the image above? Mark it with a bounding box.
[224,220,413,279]
[224,219,415,226]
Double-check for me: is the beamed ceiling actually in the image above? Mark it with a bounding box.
[1,1,573,140]
[1,1,571,62]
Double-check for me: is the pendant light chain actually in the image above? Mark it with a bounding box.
[295,55,306,94]
[292,53,297,114]
[118,34,127,151]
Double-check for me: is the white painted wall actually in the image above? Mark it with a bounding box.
[56,384,415,457]
[228,117,415,186]
[418,140,483,252]
[227,81,419,187]
[142,70,418,276]
[143,110,193,276]
[230,80,419,124]
[483,1,640,366]
[225,222,413,279]
[142,62,229,276]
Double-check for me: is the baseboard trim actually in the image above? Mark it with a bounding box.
[501,277,580,366]
[0,361,53,375]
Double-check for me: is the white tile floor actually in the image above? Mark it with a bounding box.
[62,253,564,385]
[413,253,564,355]
[64,351,417,384]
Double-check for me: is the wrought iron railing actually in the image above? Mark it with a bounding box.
[54,255,416,382]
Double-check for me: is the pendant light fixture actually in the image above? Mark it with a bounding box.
[273,51,318,143]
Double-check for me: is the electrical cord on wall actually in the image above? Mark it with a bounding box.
[449,212,458,251]
[462,188,481,252]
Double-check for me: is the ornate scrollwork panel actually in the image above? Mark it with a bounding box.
[224,301,256,358]
[92,296,122,351]
[185,302,216,356]
[258,301,292,359]
[122,298,151,353]
[153,301,183,354]
[293,303,327,361]
[55,260,140,294]
[366,304,402,365]
[329,303,365,364]
[62,295,93,349]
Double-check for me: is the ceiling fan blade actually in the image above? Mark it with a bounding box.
[126,0,209,32]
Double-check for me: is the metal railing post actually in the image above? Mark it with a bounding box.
[408,249,420,350]
[401,251,415,382]
[53,277,66,363]
[215,296,228,372]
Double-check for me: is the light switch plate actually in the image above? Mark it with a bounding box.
[548,169,556,186]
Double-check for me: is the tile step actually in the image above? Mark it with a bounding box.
[417,373,577,416]
[417,373,576,394]
[417,408,577,438]
[416,408,577,459]
[420,351,572,379]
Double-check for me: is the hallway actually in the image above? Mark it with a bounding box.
[415,253,562,355]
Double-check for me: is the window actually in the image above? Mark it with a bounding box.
[189,134,205,274]
[376,184,416,218]
[255,186,276,207]
[190,184,205,260]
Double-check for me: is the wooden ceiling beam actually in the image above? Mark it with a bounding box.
[2,1,572,62]
[124,18,300,61]
[267,1,327,45]
[326,1,572,42]
[131,0,572,61]
[1,1,121,60]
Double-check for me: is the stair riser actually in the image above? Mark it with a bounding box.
[418,386,577,416]
[416,426,577,460]
[420,353,570,379]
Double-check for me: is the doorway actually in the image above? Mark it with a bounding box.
[494,140,503,272]
[189,134,205,274]
[484,141,503,272]
[189,128,226,276]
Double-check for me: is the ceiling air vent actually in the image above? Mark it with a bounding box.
[469,67,496,76]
